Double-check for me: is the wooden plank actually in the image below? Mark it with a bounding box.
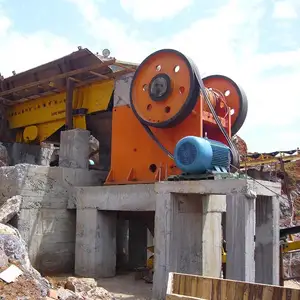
[166,294,207,300]
[167,273,300,300]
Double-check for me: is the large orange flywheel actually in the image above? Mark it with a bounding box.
[130,49,199,128]
[202,75,248,135]
[130,49,248,135]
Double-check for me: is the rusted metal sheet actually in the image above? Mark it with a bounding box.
[0,48,115,102]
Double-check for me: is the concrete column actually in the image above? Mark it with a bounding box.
[153,193,225,300]
[128,219,148,269]
[255,196,280,285]
[75,209,117,277]
[59,129,90,169]
[226,193,255,282]
[202,195,226,276]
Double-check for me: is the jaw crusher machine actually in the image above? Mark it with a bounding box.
[107,49,248,184]
[0,48,248,184]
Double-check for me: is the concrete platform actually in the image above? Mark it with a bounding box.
[75,179,281,300]
[0,156,281,299]
[0,164,104,274]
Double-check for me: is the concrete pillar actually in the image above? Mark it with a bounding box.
[255,196,280,285]
[75,209,117,277]
[202,195,226,276]
[128,219,148,269]
[59,129,90,169]
[226,193,255,282]
[153,193,225,300]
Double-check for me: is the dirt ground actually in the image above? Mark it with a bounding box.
[48,274,300,299]
[49,272,152,300]
[97,273,152,300]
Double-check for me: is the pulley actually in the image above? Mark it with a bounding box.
[130,49,199,128]
[130,49,248,135]
[202,75,248,135]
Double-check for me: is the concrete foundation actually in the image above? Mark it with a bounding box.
[59,129,90,169]
[74,180,281,299]
[0,164,104,274]
[152,180,281,299]
[0,153,281,298]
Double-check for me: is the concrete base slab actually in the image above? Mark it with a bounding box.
[75,184,156,211]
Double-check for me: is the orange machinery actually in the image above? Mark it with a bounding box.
[106,49,248,184]
[0,48,248,184]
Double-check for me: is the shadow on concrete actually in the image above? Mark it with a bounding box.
[97,272,152,300]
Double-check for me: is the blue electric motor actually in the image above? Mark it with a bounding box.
[174,136,231,174]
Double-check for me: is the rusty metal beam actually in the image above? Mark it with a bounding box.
[89,71,109,79]
[0,58,116,98]
[1,68,130,106]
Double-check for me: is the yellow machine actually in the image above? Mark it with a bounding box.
[0,48,137,144]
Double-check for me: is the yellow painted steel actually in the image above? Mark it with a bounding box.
[240,153,300,168]
[7,79,114,142]
[148,243,300,267]
[36,119,66,142]
[23,125,38,142]
[282,240,300,253]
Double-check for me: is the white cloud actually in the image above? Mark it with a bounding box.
[0,5,75,77]
[273,0,298,19]
[119,0,194,22]
[64,0,300,151]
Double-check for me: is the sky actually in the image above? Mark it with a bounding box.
[0,0,299,152]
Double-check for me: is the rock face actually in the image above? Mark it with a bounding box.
[0,224,51,298]
[0,142,9,166]
[0,195,22,224]
[232,135,248,160]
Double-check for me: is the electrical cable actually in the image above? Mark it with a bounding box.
[192,68,240,168]
[230,163,290,201]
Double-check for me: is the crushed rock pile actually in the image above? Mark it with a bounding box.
[47,277,115,300]
[0,224,50,299]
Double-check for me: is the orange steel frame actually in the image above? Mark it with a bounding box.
[105,96,232,185]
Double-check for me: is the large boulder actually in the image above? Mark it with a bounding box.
[0,142,9,166]
[0,224,50,298]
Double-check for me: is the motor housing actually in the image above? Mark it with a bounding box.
[174,136,231,174]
